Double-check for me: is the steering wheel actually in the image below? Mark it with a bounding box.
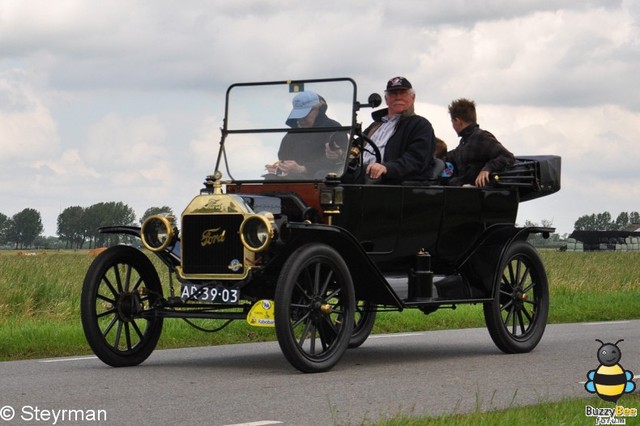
[344,134,382,184]
[358,134,382,164]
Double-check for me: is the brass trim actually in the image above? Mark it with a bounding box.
[178,193,272,280]
[239,213,276,253]
[320,304,333,314]
[140,215,176,252]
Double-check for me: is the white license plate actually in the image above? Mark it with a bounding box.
[180,284,240,304]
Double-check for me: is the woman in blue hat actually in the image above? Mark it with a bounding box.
[265,91,346,178]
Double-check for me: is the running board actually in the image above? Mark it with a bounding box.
[385,274,491,307]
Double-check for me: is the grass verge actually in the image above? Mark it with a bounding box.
[375,394,640,425]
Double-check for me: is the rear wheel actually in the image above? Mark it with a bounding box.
[483,240,549,353]
[349,300,377,348]
[81,245,164,367]
[275,243,355,373]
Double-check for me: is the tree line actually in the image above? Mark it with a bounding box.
[0,208,44,250]
[0,203,173,250]
[573,211,640,231]
[1,205,637,250]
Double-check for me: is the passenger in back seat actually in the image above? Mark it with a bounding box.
[431,137,448,182]
[445,98,515,187]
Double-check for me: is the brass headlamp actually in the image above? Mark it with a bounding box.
[141,215,178,252]
[239,212,277,252]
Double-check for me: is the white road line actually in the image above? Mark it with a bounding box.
[223,422,283,426]
[369,332,425,339]
[38,356,97,363]
[581,321,631,326]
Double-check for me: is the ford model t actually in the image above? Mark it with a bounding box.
[81,77,561,373]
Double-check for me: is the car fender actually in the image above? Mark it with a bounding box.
[458,225,553,292]
[280,222,403,307]
[98,225,181,268]
[99,225,141,239]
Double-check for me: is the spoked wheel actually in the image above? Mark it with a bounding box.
[81,245,164,367]
[483,240,549,353]
[275,243,355,373]
[349,300,377,348]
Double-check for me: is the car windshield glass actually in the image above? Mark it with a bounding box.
[220,79,356,182]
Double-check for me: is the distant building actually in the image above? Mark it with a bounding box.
[566,228,640,252]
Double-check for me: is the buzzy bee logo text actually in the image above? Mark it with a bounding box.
[584,339,637,424]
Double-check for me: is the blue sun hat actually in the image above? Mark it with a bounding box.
[287,91,320,121]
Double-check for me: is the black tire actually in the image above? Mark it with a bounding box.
[349,300,377,348]
[80,245,164,367]
[275,243,355,373]
[483,240,549,353]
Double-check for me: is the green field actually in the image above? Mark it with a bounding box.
[1,249,639,361]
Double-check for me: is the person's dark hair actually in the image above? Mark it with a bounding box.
[434,137,447,159]
[448,98,477,124]
[318,95,328,114]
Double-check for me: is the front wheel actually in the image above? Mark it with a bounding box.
[483,240,549,353]
[275,243,355,373]
[80,245,164,367]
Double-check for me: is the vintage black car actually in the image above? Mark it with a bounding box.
[81,77,561,373]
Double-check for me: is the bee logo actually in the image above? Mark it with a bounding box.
[585,339,636,403]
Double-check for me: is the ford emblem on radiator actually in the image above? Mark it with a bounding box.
[201,228,226,246]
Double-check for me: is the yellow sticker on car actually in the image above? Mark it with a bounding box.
[246,300,275,327]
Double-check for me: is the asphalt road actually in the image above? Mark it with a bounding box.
[1,320,639,426]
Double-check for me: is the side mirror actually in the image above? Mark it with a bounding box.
[367,93,382,108]
[355,93,382,110]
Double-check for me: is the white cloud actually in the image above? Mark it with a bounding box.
[189,116,223,171]
[33,149,99,178]
[415,5,640,110]
[0,69,59,161]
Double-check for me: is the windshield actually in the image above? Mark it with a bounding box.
[218,78,357,182]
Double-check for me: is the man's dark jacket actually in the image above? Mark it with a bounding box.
[278,113,347,178]
[446,123,515,186]
[364,106,435,184]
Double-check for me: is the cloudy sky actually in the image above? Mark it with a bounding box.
[1,0,639,237]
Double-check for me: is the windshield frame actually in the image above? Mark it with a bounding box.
[214,77,359,183]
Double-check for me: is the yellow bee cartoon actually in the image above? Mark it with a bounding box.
[585,339,636,403]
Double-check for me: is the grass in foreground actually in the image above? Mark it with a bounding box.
[375,394,640,425]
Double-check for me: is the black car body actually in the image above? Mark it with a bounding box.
[81,78,561,373]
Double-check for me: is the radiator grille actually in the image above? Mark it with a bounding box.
[181,214,244,275]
